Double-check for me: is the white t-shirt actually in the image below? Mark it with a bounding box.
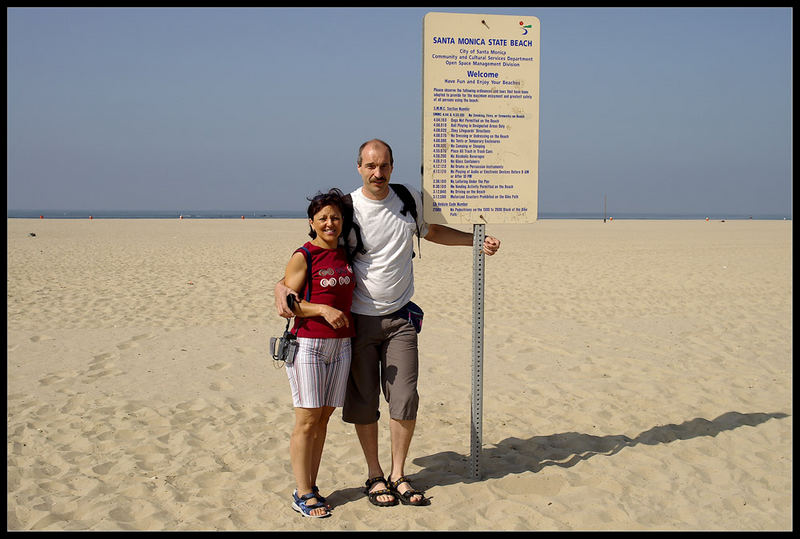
[347,184,430,316]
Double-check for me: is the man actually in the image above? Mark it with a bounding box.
[275,139,500,507]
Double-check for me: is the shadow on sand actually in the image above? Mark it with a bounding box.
[413,410,789,487]
[326,411,788,508]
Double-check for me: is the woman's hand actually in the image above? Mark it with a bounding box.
[320,305,350,330]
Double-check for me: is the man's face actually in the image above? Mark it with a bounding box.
[357,143,393,200]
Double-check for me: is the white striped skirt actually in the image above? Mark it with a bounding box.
[286,337,351,408]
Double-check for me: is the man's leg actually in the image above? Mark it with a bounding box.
[345,314,395,504]
[384,318,424,504]
[388,418,423,504]
[354,421,395,504]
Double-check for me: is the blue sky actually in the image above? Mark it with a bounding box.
[7,7,793,216]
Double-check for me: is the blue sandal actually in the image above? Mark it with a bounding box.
[292,490,330,518]
[312,485,331,509]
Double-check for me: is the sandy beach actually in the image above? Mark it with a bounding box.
[6,217,792,531]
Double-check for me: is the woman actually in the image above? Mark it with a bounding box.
[282,188,355,518]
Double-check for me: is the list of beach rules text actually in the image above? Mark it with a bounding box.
[422,12,540,224]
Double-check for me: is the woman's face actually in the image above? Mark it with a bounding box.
[310,204,343,244]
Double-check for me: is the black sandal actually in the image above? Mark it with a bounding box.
[388,475,430,506]
[363,476,398,507]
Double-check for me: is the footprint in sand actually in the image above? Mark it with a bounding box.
[92,461,116,475]
[78,352,121,383]
[209,381,234,391]
[29,335,54,343]
[427,364,450,376]
[109,505,136,523]
[38,374,65,386]
[89,355,115,371]
[116,333,153,350]
[206,362,231,371]
[88,353,116,372]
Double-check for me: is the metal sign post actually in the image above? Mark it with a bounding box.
[422,11,540,481]
[470,224,485,479]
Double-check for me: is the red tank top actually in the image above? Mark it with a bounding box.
[292,242,355,338]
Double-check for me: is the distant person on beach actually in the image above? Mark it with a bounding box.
[275,139,501,507]
[280,188,355,518]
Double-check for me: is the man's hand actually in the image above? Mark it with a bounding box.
[275,280,299,318]
[483,236,501,256]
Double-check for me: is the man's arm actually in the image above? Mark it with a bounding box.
[274,278,298,318]
[424,223,501,256]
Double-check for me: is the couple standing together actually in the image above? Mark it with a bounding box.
[274,139,501,518]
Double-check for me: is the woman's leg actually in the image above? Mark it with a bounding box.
[290,407,328,517]
[309,405,335,488]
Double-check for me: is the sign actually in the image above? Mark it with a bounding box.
[422,12,540,224]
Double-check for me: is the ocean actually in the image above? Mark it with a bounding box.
[6,210,306,220]
[6,209,791,220]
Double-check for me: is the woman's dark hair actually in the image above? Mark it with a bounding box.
[307,187,346,239]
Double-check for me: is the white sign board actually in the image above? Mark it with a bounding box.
[422,12,540,224]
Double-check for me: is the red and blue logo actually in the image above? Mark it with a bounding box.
[519,20,533,35]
